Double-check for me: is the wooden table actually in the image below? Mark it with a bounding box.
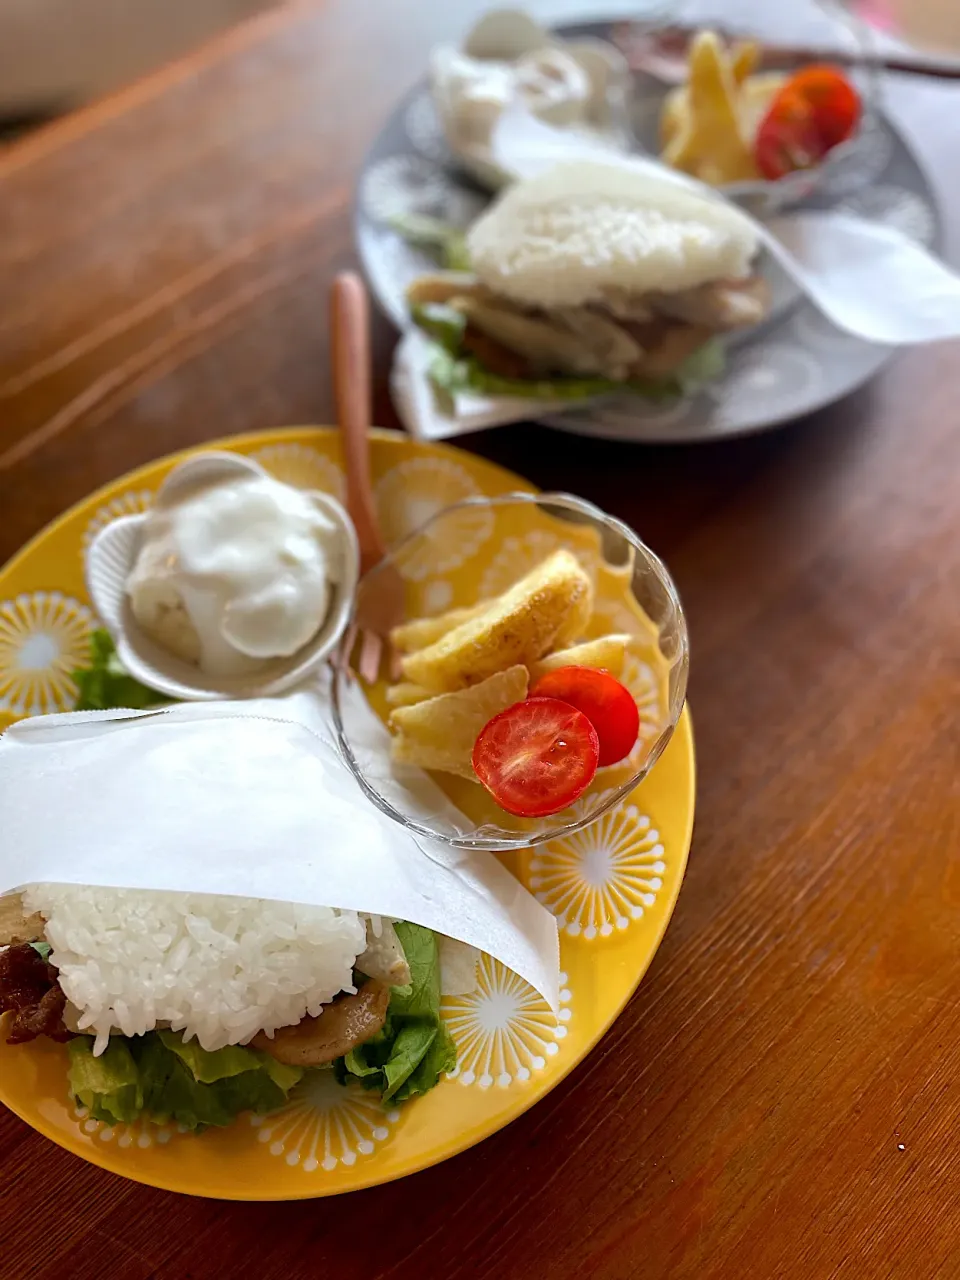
[1,2,958,1276]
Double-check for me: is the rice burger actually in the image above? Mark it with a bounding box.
[408,158,769,402]
[0,887,458,1131]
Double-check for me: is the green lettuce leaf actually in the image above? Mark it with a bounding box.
[410,302,466,356]
[158,1030,301,1092]
[425,340,725,405]
[387,213,471,271]
[67,1030,303,1131]
[394,1023,457,1103]
[29,940,52,961]
[416,304,726,406]
[68,1037,143,1126]
[72,629,168,712]
[674,336,726,392]
[334,922,455,1102]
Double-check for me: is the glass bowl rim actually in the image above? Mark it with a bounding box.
[330,490,689,851]
[623,1,883,210]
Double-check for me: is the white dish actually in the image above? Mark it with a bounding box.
[85,452,360,701]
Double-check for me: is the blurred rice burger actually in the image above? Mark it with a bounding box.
[408,158,769,403]
[0,887,463,1131]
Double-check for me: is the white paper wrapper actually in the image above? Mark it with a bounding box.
[0,685,559,1010]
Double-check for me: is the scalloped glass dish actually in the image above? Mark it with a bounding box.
[625,0,881,215]
[332,491,689,851]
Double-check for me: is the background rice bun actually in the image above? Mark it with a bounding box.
[466,159,760,309]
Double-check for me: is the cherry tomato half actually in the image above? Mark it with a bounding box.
[472,697,600,818]
[530,666,640,767]
[755,65,860,181]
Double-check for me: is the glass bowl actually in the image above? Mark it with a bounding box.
[620,0,882,216]
[331,492,689,851]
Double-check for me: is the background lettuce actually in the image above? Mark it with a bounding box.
[387,213,471,271]
[72,629,168,712]
[417,318,725,406]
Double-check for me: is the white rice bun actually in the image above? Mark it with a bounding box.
[466,159,760,309]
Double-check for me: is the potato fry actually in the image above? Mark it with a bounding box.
[385,681,434,708]
[390,601,491,653]
[737,71,788,141]
[390,665,529,778]
[401,550,593,692]
[663,38,757,150]
[659,86,687,150]
[730,39,760,84]
[661,30,760,185]
[529,634,631,683]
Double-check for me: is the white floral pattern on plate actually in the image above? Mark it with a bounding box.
[82,491,154,554]
[420,579,455,614]
[789,303,879,355]
[251,1072,399,1171]
[620,648,663,757]
[478,530,599,599]
[0,592,94,716]
[250,443,345,501]
[709,345,821,430]
[528,791,665,938]
[819,114,894,198]
[360,154,482,226]
[545,393,694,441]
[404,91,449,163]
[443,956,572,1088]
[376,457,493,581]
[72,1099,174,1150]
[588,596,644,636]
[839,184,936,246]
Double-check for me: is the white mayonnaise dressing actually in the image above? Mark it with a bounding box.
[126,471,342,677]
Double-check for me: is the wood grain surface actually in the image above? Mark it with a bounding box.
[1,2,959,1277]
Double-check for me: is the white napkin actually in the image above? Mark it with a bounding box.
[764,212,960,346]
[0,684,560,1010]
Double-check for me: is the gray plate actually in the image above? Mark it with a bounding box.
[355,20,942,443]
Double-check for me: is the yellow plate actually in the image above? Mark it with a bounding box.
[0,427,694,1200]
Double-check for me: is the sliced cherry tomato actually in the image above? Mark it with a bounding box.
[755,65,860,181]
[472,697,599,817]
[530,666,640,767]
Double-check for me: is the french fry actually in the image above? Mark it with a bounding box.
[661,30,760,185]
[730,39,760,84]
[662,38,758,151]
[390,665,529,779]
[401,550,593,693]
[390,601,491,653]
[385,681,434,708]
[659,86,687,150]
[529,634,631,683]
